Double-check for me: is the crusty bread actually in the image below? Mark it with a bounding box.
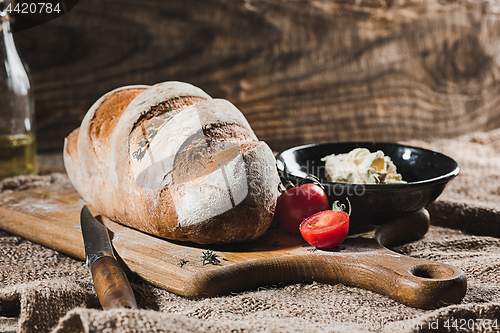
[64,81,279,244]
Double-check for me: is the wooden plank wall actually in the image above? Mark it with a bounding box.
[13,0,500,153]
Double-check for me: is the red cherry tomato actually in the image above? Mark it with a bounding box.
[275,183,330,234]
[299,210,349,249]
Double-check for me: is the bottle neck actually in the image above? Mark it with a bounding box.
[0,1,13,50]
[0,7,30,95]
[2,13,14,45]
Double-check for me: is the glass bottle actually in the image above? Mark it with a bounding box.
[0,0,37,179]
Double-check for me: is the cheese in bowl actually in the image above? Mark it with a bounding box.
[321,148,406,185]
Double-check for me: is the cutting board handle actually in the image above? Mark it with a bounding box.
[321,245,467,309]
[293,209,466,309]
[369,209,467,308]
[304,209,466,309]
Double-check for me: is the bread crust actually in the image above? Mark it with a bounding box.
[63,81,279,244]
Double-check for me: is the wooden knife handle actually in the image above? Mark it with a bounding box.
[90,256,138,310]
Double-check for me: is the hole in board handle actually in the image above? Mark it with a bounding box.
[409,264,456,279]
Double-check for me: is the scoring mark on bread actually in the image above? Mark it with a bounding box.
[132,96,208,132]
[90,88,147,140]
[88,88,147,162]
[130,96,208,161]
[170,123,257,184]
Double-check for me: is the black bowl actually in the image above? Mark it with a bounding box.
[275,142,459,225]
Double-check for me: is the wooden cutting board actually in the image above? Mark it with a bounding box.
[0,182,467,309]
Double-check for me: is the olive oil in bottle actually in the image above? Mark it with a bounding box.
[0,0,38,180]
[0,134,37,179]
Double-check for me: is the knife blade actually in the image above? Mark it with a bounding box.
[80,205,138,310]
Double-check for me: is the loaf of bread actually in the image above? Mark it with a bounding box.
[63,81,279,244]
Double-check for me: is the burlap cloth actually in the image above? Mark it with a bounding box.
[1,129,499,333]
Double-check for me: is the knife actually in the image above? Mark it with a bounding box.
[80,205,138,310]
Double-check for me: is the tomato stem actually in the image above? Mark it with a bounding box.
[277,162,324,191]
[298,174,324,189]
[277,162,295,191]
[332,197,351,216]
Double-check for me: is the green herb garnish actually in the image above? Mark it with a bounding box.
[201,250,221,265]
[178,258,188,268]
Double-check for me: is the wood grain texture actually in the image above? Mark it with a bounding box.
[12,0,500,153]
[90,256,138,310]
[0,183,466,309]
